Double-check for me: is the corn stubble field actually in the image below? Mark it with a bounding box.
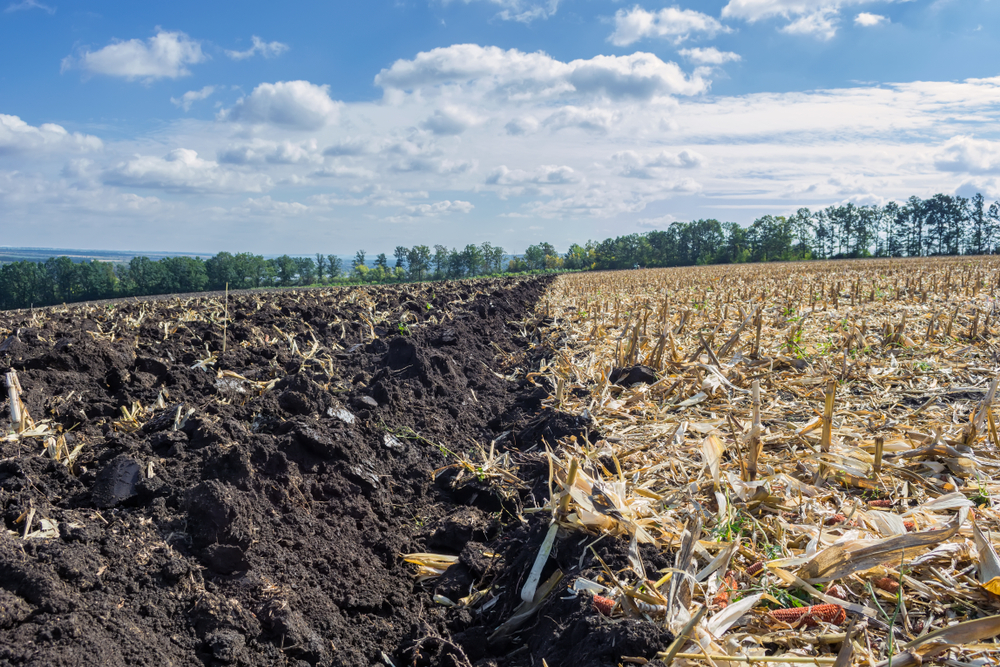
[2,257,1000,667]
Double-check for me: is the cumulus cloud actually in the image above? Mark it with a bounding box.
[225,36,290,60]
[220,80,341,129]
[613,149,704,178]
[678,47,741,66]
[233,196,308,216]
[375,44,708,102]
[780,9,838,39]
[447,0,559,22]
[609,6,729,46]
[323,137,376,156]
[420,106,483,135]
[486,164,580,185]
[103,148,271,193]
[855,12,887,26]
[390,157,476,174]
[403,199,474,216]
[636,214,680,228]
[170,85,215,111]
[934,135,1000,174]
[543,106,620,133]
[5,0,54,13]
[312,165,376,179]
[504,116,540,135]
[721,0,896,38]
[62,30,205,81]
[0,114,102,155]
[218,139,321,165]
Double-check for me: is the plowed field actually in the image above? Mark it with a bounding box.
[0,277,670,667]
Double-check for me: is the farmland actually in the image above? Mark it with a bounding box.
[2,257,1000,666]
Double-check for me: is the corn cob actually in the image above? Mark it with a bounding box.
[768,604,846,627]
[868,499,894,508]
[712,571,739,608]
[873,576,900,594]
[593,595,615,616]
[747,561,765,577]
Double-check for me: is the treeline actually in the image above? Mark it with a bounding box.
[0,243,513,310]
[2,192,999,310]
[550,193,1000,270]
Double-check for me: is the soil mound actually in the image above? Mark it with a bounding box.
[0,278,665,667]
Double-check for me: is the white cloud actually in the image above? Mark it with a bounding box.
[233,196,308,216]
[780,9,838,39]
[504,116,540,135]
[375,44,709,102]
[613,149,704,178]
[403,199,474,216]
[636,214,679,228]
[956,178,1000,199]
[678,47,741,66]
[312,165,376,179]
[323,137,376,156]
[486,164,580,185]
[220,80,341,129]
[0,114,102,155]
[609,6,729,46]
[225,36,290,60]
[721,0,899,38]
[543,106,620,133]
[447,0,558,22]
[420,106,483,135]
[218,139,321,165]
[103,148,271,193]
[934,135,1000,174]
[170,85,216,111]
[390,157,476,174]
[855,12,888,26]
[5,0,54,13]
[62,30,205,81]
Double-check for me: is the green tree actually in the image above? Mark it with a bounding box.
[315,253,327,282]
[406,245,432,280]
[295,257,317,285]
[327,255,343,279]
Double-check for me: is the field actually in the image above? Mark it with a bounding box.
[2,257,1000,666]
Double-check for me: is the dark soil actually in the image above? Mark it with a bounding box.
[0,278,674,667]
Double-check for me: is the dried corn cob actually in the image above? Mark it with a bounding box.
[712,571,739,608]
[873,576,900,594]
[768,604,846,627]
[593,595,615,616]
[747,561,765,577]
[868,499,894,508]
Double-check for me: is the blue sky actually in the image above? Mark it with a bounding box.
[3,0,1000,255]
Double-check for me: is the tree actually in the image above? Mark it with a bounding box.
[433,245,449,278]
[353,250,366,270]
[406,245,431,280]
[327,255,343,279]
[394,246,409,270]
[461,244,484,276]
[206,252,240,290]
[315,253,327,282]
[375,253,389,271]
[236,253,268,288]
[274,255,298,286]
[294,257,317,285]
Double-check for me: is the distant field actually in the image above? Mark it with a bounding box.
[0,246,214,264]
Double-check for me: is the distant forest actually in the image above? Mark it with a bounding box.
[1,192,999,310]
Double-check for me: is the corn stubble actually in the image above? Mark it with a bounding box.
[522,257,1000,665]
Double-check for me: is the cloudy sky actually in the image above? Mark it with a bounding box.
[2,0,1000,255]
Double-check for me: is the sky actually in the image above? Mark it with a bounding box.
[3,0,1000,256]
